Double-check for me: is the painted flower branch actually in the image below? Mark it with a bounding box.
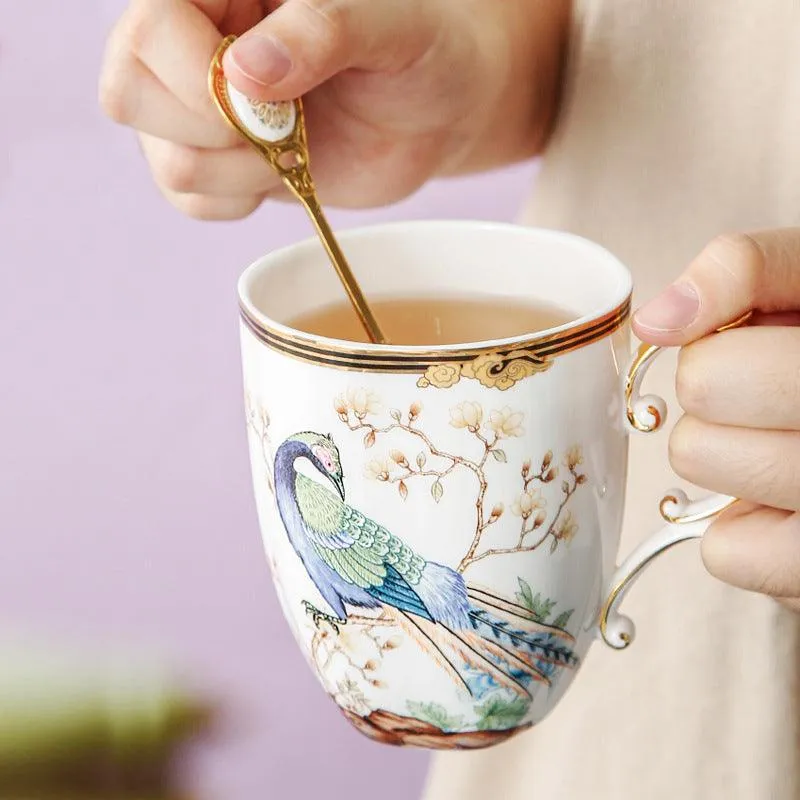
[309,614,399,717]
[466,445,586,568]
[335,390,587,574]
[245,392,274,495]
[335,391,516,572]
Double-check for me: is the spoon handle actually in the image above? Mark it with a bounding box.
[208,36,387,344]
[295,194,387,344]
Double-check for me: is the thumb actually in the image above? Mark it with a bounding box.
[632,229,800,346]
[222,0,437,101]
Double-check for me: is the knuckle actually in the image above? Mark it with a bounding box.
[296,0,349,56]
[753,561,795,598]
[98,68,131,124]
[702,232,764,296]
[743,452,780,494]
[667,417,697,480]
[126,0,158,55]
[152,144,205,194]
[177,196,219,221]
[736,435,800,506]
[175,194,263,222]
[675,346,711,415]
[98,0,158,125]
[98,23,138,124]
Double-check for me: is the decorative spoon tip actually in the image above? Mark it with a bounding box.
[208,37,387,345]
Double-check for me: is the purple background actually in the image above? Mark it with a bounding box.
[0,3,536,797]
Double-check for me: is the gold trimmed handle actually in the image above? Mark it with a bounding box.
[600,311,752,649]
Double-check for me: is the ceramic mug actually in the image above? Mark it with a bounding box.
[239,221,735,750]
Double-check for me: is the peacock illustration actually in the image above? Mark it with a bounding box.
[273,431,579,701]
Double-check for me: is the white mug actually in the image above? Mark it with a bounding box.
[238,221,735,749]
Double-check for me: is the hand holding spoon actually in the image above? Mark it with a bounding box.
[209,36,387,345]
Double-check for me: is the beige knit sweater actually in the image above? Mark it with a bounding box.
[424,2,800,798]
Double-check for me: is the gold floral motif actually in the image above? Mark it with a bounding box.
[417,363,461,389]
[248,98,294,130]
[463,350,552,390]
[417,350,552,391]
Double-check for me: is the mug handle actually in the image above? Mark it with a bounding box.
[598,311,753,649]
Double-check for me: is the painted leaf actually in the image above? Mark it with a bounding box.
[390,409,402,422]
[561,480,570,494]
[475,696,529,731]
[431,480,444,503]
[416,452,427,469]
[515,584,558,622]
[364,430,376,449]
[407,701,464,732]
[553,609,574,630]
[550,537,559,554]
[515,578,534,609]
[531,592,557,622]
[398,480,408,500]
[491,449,507,463]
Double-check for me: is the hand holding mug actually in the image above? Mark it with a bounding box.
[238,222,782,749]
[634,230,800,610]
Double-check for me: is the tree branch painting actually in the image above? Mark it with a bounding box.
[242,387,585,747]
[334,389,587,573]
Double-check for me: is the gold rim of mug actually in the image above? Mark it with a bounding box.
[239,295,631,389]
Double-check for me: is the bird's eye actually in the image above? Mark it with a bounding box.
[312,445,335,472]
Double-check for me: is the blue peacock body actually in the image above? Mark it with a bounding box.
[273,432,578,701]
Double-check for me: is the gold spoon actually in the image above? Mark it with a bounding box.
[209,36,387,345]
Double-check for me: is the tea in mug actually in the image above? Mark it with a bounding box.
[289,295,576,346]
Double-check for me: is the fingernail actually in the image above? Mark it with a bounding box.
[229,34,293,85]
[634,282,700,332]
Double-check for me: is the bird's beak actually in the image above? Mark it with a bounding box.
[332,474,346,501]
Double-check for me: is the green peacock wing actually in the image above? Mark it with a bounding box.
[295,475,389,588]
[293,474,426,589]
[340,505,426,587]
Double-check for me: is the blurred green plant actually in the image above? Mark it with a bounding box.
[0,635,214,797]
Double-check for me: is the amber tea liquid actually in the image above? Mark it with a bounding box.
[289,295,576,346]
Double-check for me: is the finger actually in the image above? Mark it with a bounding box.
[676,326,800,430]
[127,0,227,118]
[157,186,266,220]
[633,228,800,345]
[138,133,281,196]
[751,310,800,326]
[222,0,439,101]
[779,597,800,612]
[669,415,800,511]
[100,55,240,148]
[701,505,800,598]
